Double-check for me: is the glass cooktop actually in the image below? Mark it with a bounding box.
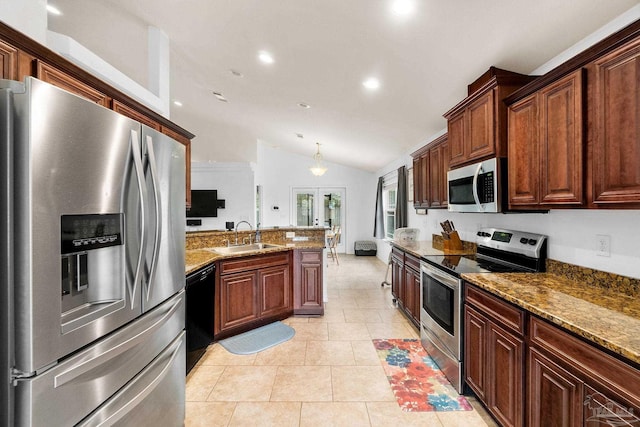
[422,254,531,277]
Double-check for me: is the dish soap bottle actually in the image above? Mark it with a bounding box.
[255,223,261,243]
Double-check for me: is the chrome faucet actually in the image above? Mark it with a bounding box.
[235,221,253,245]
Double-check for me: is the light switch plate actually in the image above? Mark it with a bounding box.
[286,231,295,238]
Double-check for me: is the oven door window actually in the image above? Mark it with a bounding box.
[422,271,454,335]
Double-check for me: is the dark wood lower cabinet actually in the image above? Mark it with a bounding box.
[390,247,420,328]
[215,252,292,339]
[528,347,583,427]
[293,249,324,315]
[464,286,524,427]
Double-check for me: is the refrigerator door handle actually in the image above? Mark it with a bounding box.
[130,129,147,308]
[144,134,162,302]
[53,295,182,388]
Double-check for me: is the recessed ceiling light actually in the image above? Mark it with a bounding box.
[46,4,62,15]
[212,91,228,102]
[229,69,243,77]
[258,51,274,64]
[363,78,380,90]
[173,100,183,107]
[296,133,304,139]
[391,0,415,16]
[297,102,311,109]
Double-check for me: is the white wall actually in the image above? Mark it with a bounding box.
[374,7,640,280]
[187,162,255,232]
[0,0,47,44]
[256,141,376,254]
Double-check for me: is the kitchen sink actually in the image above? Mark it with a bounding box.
[208,243,283,255]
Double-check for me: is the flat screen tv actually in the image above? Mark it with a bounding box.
[187,190,219,217]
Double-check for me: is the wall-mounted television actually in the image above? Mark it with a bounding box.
[187,190,224,217]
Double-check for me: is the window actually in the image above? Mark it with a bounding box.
[384,180,398,239]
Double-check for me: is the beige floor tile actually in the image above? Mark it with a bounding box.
[185,402,236,427]
[254,339,308,365]
[327,322,372,340]
[308,307,346,323]
[290,322,329,340]
[332,365,396,402]
[357,298,396,309]
[377,308,410,323]
[323,296,359,309]
[283,316,310,324]
[186,365,226,401]
[366,402,443,427]
[301,402,371,427]
[436,410,492,427]
[229,402,301,427]
[207,365,278,401]
[199,343,257,366]
[343,308,384,323]
[351,340,381,366]
[270,365,333,401]
[305,340,356,365]
[366,321,418,339]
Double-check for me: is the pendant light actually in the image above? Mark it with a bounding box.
[309,142,327,176]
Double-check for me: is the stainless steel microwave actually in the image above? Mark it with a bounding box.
[447,157,506,213]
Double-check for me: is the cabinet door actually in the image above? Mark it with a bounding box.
[508,94,540,207]
[112,100,161,130]
[412,156,422,208]
[528,348,583,427]
[591,38,640,205]
[539,69,584,205]
[35,60,110,106]
[441,140,449,207]
[419,151,430,206]
[0,40,17,79]
[258,264,291,317]
[466,90,495,161]
[390,252,403,301]
[583,384,640,427]
[409,267,421,324]
[403,267,419,325]
[448,112,466,167]
[464,305,488,401]
[219,272,259,331]
[429,144,444,208]
[488,322,524,427]
[293,249,323,315]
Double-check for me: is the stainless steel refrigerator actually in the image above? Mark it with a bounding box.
[0,77,186,426]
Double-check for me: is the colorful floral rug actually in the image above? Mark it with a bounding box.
[373,338,473,412]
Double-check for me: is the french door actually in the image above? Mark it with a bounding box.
[292,187,345,252]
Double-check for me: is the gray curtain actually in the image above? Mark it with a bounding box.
[373,176,385,238]
[395,166,408,229]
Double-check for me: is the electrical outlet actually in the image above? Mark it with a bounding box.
[285,231,295,239]
[596,234,611,257]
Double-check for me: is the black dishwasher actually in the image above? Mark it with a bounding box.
[186,264,215,373]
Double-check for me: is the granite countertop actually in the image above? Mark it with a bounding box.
[185,242,324,275]
[462,272,640,365]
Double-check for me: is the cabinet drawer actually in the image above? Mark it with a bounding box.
[405,253,420,271]
[298,249,322,263]
[529,316,640,410]
[219,252,289,275]
[465,285,525,335]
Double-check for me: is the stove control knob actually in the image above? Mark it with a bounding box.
[528,239,537,245]
[520,237,528,244]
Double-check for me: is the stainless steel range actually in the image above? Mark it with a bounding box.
[419,228,547,394]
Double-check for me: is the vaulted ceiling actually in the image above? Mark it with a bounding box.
[48,0,639,171]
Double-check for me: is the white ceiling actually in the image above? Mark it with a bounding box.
[48,0,639,172]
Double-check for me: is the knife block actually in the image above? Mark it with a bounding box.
[443,231,463,252]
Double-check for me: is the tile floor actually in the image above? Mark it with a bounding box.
[185,254,498,427]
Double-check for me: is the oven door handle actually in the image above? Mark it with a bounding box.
[472,162,484,211]
[422,264,459,290]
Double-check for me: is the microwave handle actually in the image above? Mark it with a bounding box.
[472,162,484,211]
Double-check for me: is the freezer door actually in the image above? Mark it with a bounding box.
[77,332,186,427]
[11,78,143,374]
[15,291,185,427]
[140,125,185,312]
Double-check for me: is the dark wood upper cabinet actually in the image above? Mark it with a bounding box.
[508,69,584,209]
[445,67,536,169]
[35,60,110,107]
[0,40,17,79]
[590,37,640,206]
[112,99,161,130]
[411,134,448,209]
